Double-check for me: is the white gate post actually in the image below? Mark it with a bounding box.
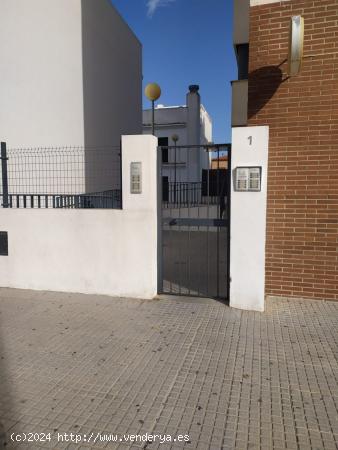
[121,135,159,297]
[230,126,269,312]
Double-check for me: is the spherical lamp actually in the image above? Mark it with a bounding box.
[145,83,161,135]
[145,83,161,102]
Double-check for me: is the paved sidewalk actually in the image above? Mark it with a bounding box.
[0,289,337,450]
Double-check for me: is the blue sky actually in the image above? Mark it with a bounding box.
[111,0,237,143]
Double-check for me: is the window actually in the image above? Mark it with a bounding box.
[158,137,169,163]
[236,44,249,80]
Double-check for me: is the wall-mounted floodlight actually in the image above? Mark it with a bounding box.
[145,83,161,136]
[288,16,304,76]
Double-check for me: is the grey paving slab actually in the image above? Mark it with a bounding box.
[0,289,337,449]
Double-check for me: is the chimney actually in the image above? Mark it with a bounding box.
[187,85,201,147]
[186,85,201,182]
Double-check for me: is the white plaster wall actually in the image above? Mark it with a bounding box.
[140,128,189,186]
[81,0,142,147]
[143,107,187,128]
[0,135,159,299]
[143,104,212,144]
[143,100,213,185]
[200,106,213,171]
[230,126,269,312]
[142,125,187,157]
[0,0,84,146]
[0,0,142,148]
[200,106,213,145]
[0,209,157,299]
[122,135,158,211]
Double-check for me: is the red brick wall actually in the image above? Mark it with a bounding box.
[248,0,338,300]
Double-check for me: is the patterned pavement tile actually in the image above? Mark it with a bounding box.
[0,289,337,449]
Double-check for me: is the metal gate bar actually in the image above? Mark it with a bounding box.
[160,143,231,301]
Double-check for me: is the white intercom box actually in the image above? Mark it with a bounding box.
[130,162,142,194]
[234,166,262,192]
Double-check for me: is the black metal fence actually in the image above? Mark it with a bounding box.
[160,143,229,208]
[162,181,221,207]
[0,142,122,209]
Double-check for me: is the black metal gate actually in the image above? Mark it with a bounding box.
[159,144,231,300]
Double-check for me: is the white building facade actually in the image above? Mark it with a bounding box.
[0,0,142,148]
[143,86,213,190]
[0,0,142,198]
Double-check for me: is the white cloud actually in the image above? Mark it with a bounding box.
[147,0,175,17]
